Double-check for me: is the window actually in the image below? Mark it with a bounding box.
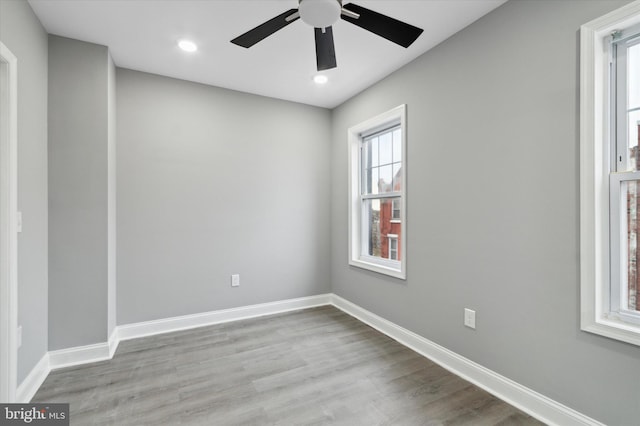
[348,105,406,279]
[610,27,640,325]
[580,1,640,346]
[388,235,398,260]
[392,199,401,221]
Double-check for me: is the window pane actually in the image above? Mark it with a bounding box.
[379,131,393,166]
[393,129,402,163]
[624,180,640,312]
[364,167,379,195]
[371,137,379,168]
[629,43,640,110]
[363,198,402,261]
[378,165,393,193]
[393,164,402,192]
[364,199,382,258]
[625,42,640,171]
[362,166,381,196]
[629,110,640,171]
[362,137,379,170]
[363,127,402,194]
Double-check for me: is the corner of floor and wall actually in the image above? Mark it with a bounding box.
[1,0,639,425]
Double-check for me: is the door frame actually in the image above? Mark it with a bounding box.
[0,40,19,403]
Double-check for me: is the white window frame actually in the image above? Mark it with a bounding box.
[580,0,640,346]
[348,105,407,279]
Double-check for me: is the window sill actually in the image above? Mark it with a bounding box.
[581,315,640,346]
[349,256,406,280]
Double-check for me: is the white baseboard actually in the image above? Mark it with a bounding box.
[108,328,119,358]
[48,342,111,371]
[16,353,50,403]
[16,293,601,426]
[16,294,331,401]
[330,294,604,426]
[116,294,332,342]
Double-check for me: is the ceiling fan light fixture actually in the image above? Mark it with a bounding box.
[299,0,341,29]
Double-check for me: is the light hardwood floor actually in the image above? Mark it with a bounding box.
[34,306,543,425]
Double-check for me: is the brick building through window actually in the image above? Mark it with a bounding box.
[378,167,402,260]
[627,121,640,311]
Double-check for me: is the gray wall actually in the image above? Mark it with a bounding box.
[48,36,111,349]
[116,69,332,324]
[330,0,639,425]
[0,0,49,385]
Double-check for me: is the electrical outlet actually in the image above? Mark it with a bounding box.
[17,211,22,233]
[231,274,240,287]
[17,326,22,348]
[464,308,476,329]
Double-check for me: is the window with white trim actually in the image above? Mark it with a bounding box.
[348,105,406,279]
[580,1,640,346]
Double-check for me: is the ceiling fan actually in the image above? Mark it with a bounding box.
[230,0,424,71]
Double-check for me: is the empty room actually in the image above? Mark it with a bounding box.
[1,0,639,424]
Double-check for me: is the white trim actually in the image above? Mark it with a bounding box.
[45,293,330,370]
[108,328,119,359]
[330,294,605,426]
[348,104,407,280]
[13,294,605,425]
[0,41,19,403]
[48,342,111,370]
[117,294,331,341]
[14,294,331,399]
[580,0,640,346]
[16,353,49,403]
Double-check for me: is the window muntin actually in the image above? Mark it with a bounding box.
[348,105,407,279]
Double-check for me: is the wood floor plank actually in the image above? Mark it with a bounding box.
[33,306,543,425]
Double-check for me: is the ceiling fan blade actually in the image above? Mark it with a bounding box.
[341,3,423,48]
[315,27,337,71]
[231,9,299,48]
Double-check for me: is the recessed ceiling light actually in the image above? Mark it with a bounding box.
[314,74,328,85]
[178,40,198,53]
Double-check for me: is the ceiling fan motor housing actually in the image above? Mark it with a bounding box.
[299,0,342,29]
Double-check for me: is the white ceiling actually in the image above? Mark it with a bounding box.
[28,0,507,109]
